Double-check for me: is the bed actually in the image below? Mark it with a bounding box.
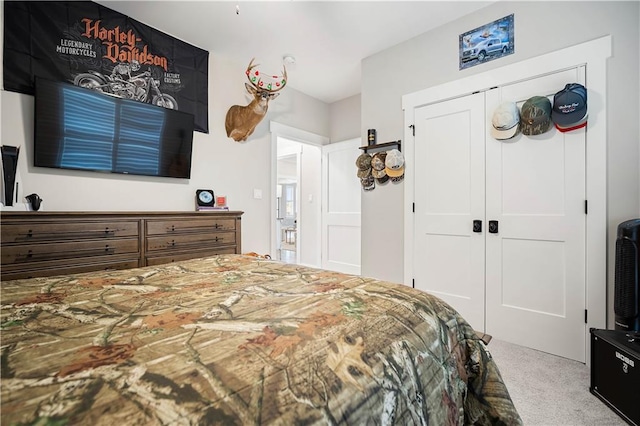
[1,254,522,425]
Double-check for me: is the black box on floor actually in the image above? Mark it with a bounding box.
[590,328,640,425]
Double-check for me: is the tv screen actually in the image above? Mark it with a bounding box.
[34,77,194,179]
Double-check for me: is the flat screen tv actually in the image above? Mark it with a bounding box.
[34,77,194,179]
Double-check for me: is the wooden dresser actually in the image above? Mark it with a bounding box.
[0,211,243,281]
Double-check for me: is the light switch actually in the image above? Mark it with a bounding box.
[253,189,262,199]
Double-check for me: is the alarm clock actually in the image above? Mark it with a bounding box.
[196,189,215,208]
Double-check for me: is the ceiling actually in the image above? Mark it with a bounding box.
[97,1,494,104]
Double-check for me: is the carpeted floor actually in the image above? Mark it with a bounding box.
[487,339,627,425]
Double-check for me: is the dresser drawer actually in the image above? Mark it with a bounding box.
[146,231,236,252]
[145,247,237,266]
[146,218,236,235]
[1,221,139,244]
[2,239,140,264]
[1,258,141,281]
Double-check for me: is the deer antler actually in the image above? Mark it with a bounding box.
[225,58,288,142]
[245,58,287,93]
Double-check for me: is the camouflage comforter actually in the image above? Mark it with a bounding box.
[1,254,522,425]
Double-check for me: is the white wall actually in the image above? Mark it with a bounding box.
[330,94,361,143]
[0,6,330,256]
[360,1,640,328]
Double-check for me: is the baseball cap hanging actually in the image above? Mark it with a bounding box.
[356,153,372,171]
[384,149,404,178]
[520,96,552,136]
[356,152,372,181]
[360,175,375,191]
[357,167,371,179]
[371,152,389,183]
[551,83,587,132]
[491,101,520,140]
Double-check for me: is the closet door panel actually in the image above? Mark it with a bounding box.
[413,92,486,331]
[500,138,565,215]
[485,67,587,362]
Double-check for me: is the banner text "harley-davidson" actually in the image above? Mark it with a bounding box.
[81,19,168,71]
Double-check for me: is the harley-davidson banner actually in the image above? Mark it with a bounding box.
[3,1,209,133]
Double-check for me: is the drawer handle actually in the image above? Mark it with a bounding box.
[170,240,176,247]
[214,223,221,229]
[27,229,33,238]
[27,250,33,258]
[171,225,176,232]
[214,237,222,242]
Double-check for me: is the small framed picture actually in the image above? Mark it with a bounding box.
[459,14,515,70]
[216,195,227,207]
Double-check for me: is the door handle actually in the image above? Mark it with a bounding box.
[489,220,499,234]
[473,220,482,233]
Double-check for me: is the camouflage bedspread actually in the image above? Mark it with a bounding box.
[1,254,522,425]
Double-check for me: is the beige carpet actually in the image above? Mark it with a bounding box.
[487,339,627,426]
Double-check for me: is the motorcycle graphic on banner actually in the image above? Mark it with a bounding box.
[73,61,179,110]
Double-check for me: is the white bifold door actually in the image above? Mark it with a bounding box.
[413,67,587,362]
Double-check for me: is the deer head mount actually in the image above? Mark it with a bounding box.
[225,58,287,142]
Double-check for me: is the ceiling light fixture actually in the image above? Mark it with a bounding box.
[283,55,296,66]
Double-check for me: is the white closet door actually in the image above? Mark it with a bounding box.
[413,92,486,331]
[485,67,587,362]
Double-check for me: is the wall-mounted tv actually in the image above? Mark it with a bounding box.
[34,77,194,179]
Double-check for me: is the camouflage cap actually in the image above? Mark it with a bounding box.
[375,174,389,184]
[360,175,375,191]
[520,96,552,136]
[390,174,404,183]
[357,167,372,179]
[371,152,388,179]
[371,152,387,171]
[372,167,387,179]
[355,153,372,171]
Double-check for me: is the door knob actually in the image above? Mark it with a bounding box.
[473,220,482,233]
[489,220,499,234]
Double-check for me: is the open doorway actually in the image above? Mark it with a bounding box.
[270,122,326,268]
[276,143,300,263]
[275,137,322,265]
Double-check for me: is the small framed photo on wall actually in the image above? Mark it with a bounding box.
[459,14,514,70]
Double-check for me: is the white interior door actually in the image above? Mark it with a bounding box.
[485,68,587,362]
[413,93,486,331]
[321,139,361,275]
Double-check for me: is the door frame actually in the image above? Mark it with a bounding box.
[270,121,328,266]
[402,36,611,357]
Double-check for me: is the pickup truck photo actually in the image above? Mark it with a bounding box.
[462,37,509,63]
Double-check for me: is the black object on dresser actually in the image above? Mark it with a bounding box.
[590,328,640,426]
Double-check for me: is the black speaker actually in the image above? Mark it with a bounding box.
[590,328,640,426]
[614,219,640,332]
